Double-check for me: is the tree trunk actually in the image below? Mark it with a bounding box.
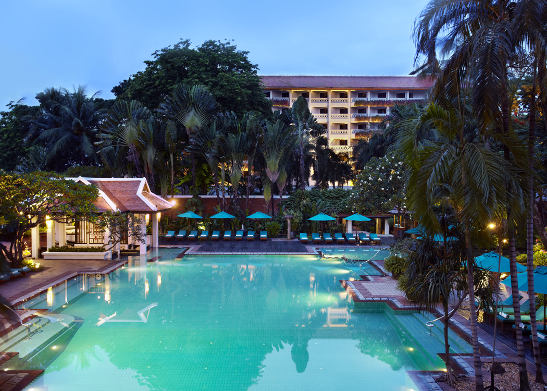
[526,55,544,384]
[299,142,306,190]
[509,232,531,391]
[443,299,454,384]
[464,231,484,391]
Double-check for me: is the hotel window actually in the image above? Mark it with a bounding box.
[409,92,414,98]
[396,93,405,99]
[339,92,348,98]
[319,108,328,114]
[377,108,387,114]
[264,91,270,97]
[357,124,367,130]
[302,92,309,98]
[281,91,289,98]
[339,140,348,145]
[339,124,348,130]
[319,92,328,98]
[358,108,366,114]
[339,108,348,114]
[377,92,387,99]
[358,92,367,98]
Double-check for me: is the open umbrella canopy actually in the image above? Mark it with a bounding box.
[308,213,336,221]
[475,252,526,274]
[405,225,426,235]
[417,234,458,242]
[210,211,235,219]
[178,211,202,219]
[344,213,371,222]
[501,267,547,294]
[246,212,272,219]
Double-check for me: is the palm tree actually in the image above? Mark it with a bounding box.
[30,87,103,171]
[400,102,508,391]
[160,84,216,190]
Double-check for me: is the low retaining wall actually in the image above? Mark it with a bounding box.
[42,251,112,260]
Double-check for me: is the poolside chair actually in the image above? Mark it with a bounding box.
[246,231,255,241]
[20,266,31,274]
[9,269,21,279]
[369,233,381,244]
[0,274,9,282]
[311,233,322,243]
[223,231,232,240]
[199,231,209,240]
[211,230,220,240]
[187,230,198,240]
[176,230,187,239]
[299,233,309,243]
[260,231,268,241]
[358,232,370,244]
[323,233,333,243]
[498,298,530,315]
[345,233,356,243]
[497,306,545,326]
[165,230,175,239]
[334,233,345,243]
[235,230,244,240]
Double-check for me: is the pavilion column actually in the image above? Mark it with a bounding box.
[151,212,159,249]
[31,222,40,259]
[375,218,381,234]
[285,216,292,240]
[55,221,66,246]
[139,214,147,256]
[384,219,390,235]
[46,217,54,250]
[346,220,352,233]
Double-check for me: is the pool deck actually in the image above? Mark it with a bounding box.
[0,258,126,305]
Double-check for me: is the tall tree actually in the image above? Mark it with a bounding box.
[113,39,271,116]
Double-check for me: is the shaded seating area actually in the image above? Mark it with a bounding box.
[223,231,232,240]
[260,231,267,241]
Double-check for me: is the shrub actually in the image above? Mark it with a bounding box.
[265,221,282,237]
[384,254,408,278]
[48,245,104,252]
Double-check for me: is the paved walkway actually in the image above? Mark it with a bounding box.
[0,258,125,305]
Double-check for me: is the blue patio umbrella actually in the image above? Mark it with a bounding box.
[416,234,458,242]
[475,252,526,274]
[405,225,426,235]
[502,267,547,325]
[246,212,272,219]
[344,213,371,222]
[177,211,202,219]
[210,211,235,219]
[308,213,336,221]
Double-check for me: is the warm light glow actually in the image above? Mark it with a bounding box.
[51,345,58,350]
[487,222,496,230]
[104,290,111,303]
[170,198,177,206]
[45,215,53,229]
[145,279,150,296]
[145,214,150,224]
[406,347,415,352]
[502,238,508,244]
[157,212,161,222]
[157,272,162,289]
[46,287,53,307]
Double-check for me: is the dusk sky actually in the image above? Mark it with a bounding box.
[1,0,429,108]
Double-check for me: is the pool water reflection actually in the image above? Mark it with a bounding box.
[20,249,469,390]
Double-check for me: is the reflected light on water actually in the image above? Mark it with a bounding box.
[157,272,162,289]
[46,287,53,307]
[144,279,150,297]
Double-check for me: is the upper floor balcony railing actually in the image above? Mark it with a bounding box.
[351,114,387,121]
[314,113,328,118]
[331,113,349,119]
[352,97,426,106]
[330,145,353,153]
[311,98,329,103]
[270,98,290,106]
[330,98,349,104]
[330,130,349,135]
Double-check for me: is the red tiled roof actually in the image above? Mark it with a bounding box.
[72,178,173,213]
[260,75,435,90]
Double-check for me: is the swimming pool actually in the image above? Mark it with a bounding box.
[319,247,390,261]
[8,249,470,390]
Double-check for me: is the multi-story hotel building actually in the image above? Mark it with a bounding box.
[261,76,435,156]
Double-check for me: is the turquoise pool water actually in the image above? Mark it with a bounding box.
[13,249,470,391]
[319,247,390,261]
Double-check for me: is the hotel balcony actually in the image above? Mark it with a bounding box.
[314,113,328,123]
[351,114,386,121]
[352,97,426,106]
[270,97,290,107]
[330,145,353,153]
[330,98,349,104]
[330,129,350,136]
[310,98,329,104]
[331,113,349,120]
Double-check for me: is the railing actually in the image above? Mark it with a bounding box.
[330,130,349,135]
[314,113,328,119]
[311,98,329,103]
[270,98,290,106]
[330,145,353,152]
[291,98,309,103]
[331,114,349,119]
[353,98,426,106]
[351,113,368,118]
[331,98,349,104]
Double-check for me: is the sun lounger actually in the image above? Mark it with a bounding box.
[0,274,10,282]
[299,233,309,243]
[312,233,322,243]
[498,299,530,314]
[358,232,370,243]
[165,230,175,239]
[176,230,187,239]
[246,231,255,240]
[9,270,21,279]
[187,230,198,240]
[199,231,209,240]
[260,231,267,240]
[345,233,356,243]
[369,233,381,244]
[223,231,232,240]
[211,231,220,240]
[497,306,545,324]
[235,230,244,240]
[323,233,333,243]
[21,266,31,274]
[334,233,345,243]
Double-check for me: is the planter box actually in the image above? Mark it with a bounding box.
[43,251,112,260]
